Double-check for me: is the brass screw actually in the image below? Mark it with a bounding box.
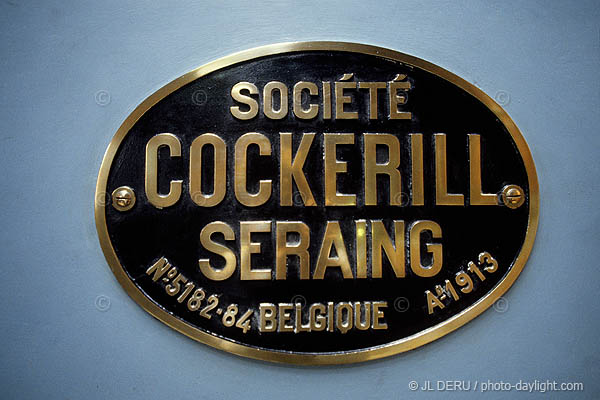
[111,186,136,211]
[501,185,525,209]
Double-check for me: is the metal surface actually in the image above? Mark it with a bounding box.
[96,43,538,364]
[1,0,598,398]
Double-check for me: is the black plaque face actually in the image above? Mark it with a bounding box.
[95,42,538,364]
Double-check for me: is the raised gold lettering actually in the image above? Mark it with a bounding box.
[364,133,402,205]
[279,133,316,206]
[435,134,464,206]
[324,133,356,206]
[234,133,272,207]
[145,133,182,209]
[263,81,288,120]
[278,303,294,332]
[410,133,425,206]
[314,221,353,279]
[293,81,318,119]
[354,301,371,330]
[199,222,237,281]
[322,82,332,119]
[275,221,310,280]
[371,220,405,278]
[372,301,388,329]
[410,220,443,277]
[230,82,259,120]
[240,221,272,280]
[389,77,412,120]
[259,303,276,332]
[355,220,367,279]
[336,302,353,334]
[335,75,358,119]
[310,303,327,331]
[189,133,226,207]
[469,134,497,205]
[359,82,386,119]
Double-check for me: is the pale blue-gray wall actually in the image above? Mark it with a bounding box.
[1,1,598,399]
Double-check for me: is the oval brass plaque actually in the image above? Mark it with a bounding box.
[95,42,538,364]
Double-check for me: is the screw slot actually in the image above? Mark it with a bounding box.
[500,184,525,209]
[111,186,136,211]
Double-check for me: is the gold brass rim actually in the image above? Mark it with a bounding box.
[94,41,539,365]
